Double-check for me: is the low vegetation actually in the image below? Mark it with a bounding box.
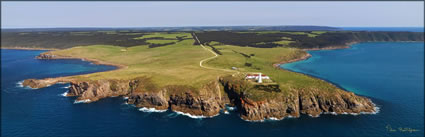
[1,31,191,49]
[133,32,191,39]
[195,31,424,49]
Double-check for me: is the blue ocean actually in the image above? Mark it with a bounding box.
[1,42,424,137]
[341,27,424,32]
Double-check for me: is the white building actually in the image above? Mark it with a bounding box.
[245,73,270,83]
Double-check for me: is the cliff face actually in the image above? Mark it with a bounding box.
[22,78,71,89]
[167,81,227,117]
[219,76,376,121]
[23,74,376,121]
[298,88,375,117]
[66,77,227,117]
[67,80,131,102]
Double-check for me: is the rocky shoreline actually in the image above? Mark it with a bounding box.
[22,75,377,121]
[21,49,378,121]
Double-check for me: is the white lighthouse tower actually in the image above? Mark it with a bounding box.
[258,73,262,83]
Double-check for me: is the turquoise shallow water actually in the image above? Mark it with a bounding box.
[1,42,424,137]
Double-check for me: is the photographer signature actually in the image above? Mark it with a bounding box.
[386,124,420,133]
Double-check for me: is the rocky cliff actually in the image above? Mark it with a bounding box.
[22,74,376,121]
[219,76,376,121]
[23,76,228,117]
[67,79,132,103]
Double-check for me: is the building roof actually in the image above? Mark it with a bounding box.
[246,74,267,76]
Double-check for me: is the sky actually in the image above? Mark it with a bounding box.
[1,2,424,28]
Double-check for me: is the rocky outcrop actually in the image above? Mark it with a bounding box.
[126,78,169,110]
[64,77,227,117]
[238,96,299,121]
[127,79,228,117]
[220,76,377,121]
[298,89,375,117]
[36,53,57,59]
[167,81,227,117]
[22,77,72,89]
[23,74,376,121]
[68,80,132,103]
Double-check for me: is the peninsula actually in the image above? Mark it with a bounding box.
[2,29,423,121]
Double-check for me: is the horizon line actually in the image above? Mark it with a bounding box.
[2,25,424,29]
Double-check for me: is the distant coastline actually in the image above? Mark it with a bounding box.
[1,47,57,51]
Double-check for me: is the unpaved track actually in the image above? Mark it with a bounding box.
[192,33,238,74]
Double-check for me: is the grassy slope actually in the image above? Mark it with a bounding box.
[47,32,343,101]
[51,38,232,89]
[203,45,340,101]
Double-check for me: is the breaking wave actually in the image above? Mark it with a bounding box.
[73,99,91,104]
[16,80,24,87]
[60,91,68,97]
[173,110,219,119]
[138,107,167,113]
[16,80,37,89]
[61,86,70,89]
[241,115,296,122]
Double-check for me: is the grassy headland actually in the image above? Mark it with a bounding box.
[32,31,351,102]
[12,30,413,119]
[4,30,423,101]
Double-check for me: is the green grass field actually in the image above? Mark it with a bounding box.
[273,40,294,45]
[48,32,342,101]
[203,45,339,100]
[50,38,231,89]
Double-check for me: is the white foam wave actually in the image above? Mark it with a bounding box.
[73,99,91,104]
[61,86,70,89]
[308,114,320,118]
[224,111,230,115]
[123,97,129,100]
[361,106,380,115]
[313,106,380,117]
[61,91,68,97]
[16,80,24,87]
[226,106,237,111]
[16,81,37,90]
[138,107,167,113]
[173,110,219,119]
[241,115,295,122]
[268,117,283,121]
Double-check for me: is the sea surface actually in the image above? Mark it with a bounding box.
[282,42,424,137]
[1,42,424,137]
[341,27,424,32]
